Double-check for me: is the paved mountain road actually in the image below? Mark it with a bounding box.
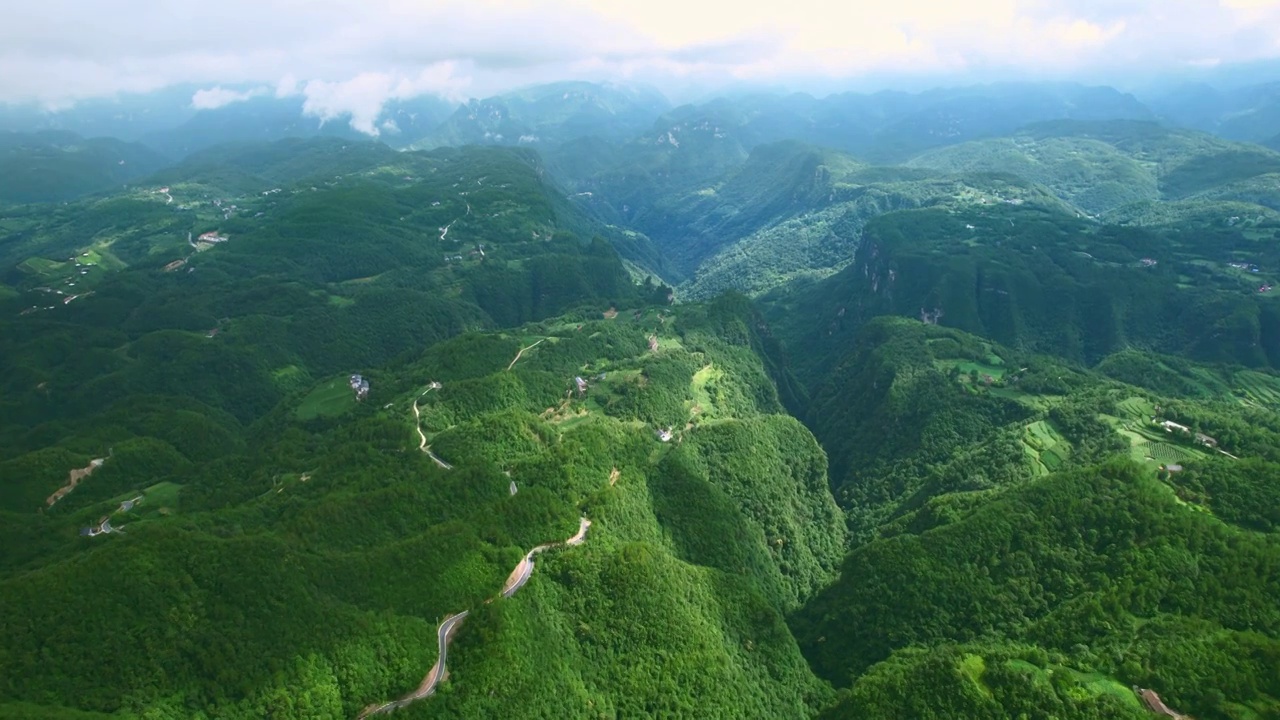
[357,517,591,717]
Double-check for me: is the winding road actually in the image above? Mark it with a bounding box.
[412,383,453,470]
[359,611,470,718]
[358,517,592,717]
[438,201,471,242]
[501,517,591,598]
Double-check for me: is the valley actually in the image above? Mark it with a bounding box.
[0,78,1279,720]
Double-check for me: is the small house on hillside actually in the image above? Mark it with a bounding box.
[1160,420,1191,434]
[1195,432,1218,447]
[349,374,370,401]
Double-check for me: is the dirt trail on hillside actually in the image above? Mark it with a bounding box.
[506,338,547,371]
[46,458,106,508]
[412,383,452,470]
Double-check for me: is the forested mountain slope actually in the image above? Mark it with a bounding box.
[408,82,670,151]
[0,139,662,457]
[0,297,845,719]
[789,317,1280,719]
[4,83,1280,720]
[907,120,1280,217]
[761,202,1280,387]
[0,131,171,204]
[557,136,1076,299]
[1148,79,1280,145]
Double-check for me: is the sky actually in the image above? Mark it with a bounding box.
[4,0,1280,131]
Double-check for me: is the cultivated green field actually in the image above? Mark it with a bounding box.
[295,376,358,420]
[1235,370,1280,411]
[1022,420,1070,475]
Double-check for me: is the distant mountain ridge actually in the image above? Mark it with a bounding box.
[407,81,671,150]
[0,130,170,204]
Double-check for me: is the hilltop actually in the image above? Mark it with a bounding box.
[907,120,1280,217]
[788,317,1280,719]
[0,297,845,719]
[3,77,1280,720]
[0,131,171,204]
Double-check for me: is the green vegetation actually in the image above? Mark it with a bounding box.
[295,376,359,421]
[0,131,170,204]
[4,102,1280,720]
[0,274,841,717]
[786,315,1280,719]
[908,120,1280,216]
[763,202,1280,389]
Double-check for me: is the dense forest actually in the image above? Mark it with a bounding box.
[3,87,1280,719]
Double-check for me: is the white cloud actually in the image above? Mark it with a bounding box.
[1,0,1279,112]
[299,63,468,135]
[190,85,267,110]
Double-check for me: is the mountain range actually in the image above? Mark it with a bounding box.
[1,77,1279,720]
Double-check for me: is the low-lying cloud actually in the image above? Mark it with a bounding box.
[190,86,267,110]
[4,0,1280,132]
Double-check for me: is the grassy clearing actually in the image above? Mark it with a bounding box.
[957,653,992,697]
[1002,660,1143,709]
[272,365,310,393]
[1136,441,1204,465]
[18,256,67,278]
[952,358,1008,381]
[296,377,357,421]
[690,363,723,419]
[143,482,182,512]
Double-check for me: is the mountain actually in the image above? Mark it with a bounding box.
[642,83,1154,165]
[561,135,1087,301]
[5,80,1280,720]
[0,138,666,437]
[787,317,1280,719]
[1148,80,1280,145]
[542,84,1160,303]
[906,120,1280,217]
[0,86,202,143]
[408,81,670,151]
[142,95,456,158]
[0,282,844,717]
[0,131,171,204]
[761,201,1280,391]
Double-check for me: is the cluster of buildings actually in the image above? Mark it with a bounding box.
[1227,261,1260,273]
[79,516,117,538]
[350,374,371,401]
[1157,419,1218,447]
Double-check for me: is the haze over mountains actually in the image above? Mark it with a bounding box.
[3,26,1280,719]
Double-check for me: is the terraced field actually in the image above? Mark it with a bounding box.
[1234,370,1280,411]
[1022,420,1069,475]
